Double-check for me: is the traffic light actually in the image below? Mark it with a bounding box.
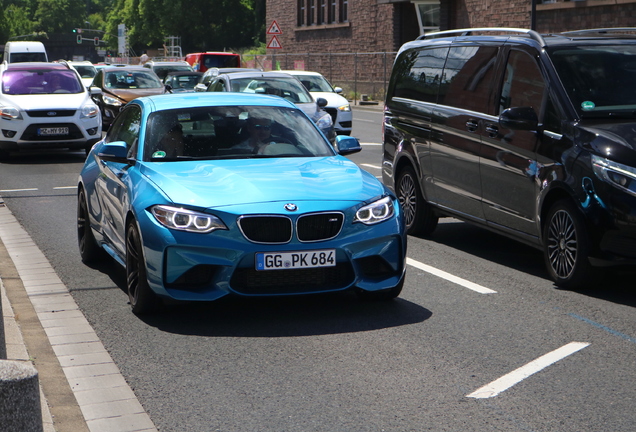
[94,37,99,46]
[77,35,82,44]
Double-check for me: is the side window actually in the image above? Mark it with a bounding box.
[439,45,498,112]
[93,70,103,87]
[389,46,449,104]
[499,50,546,114]
[106,106,141,157]
[543,93,562,134]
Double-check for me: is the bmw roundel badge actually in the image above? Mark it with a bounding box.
[284,203,297,212]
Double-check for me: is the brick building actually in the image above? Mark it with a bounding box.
[263,0,636,99]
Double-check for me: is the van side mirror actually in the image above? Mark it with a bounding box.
[499,107,538,131]
[316,97,328,108]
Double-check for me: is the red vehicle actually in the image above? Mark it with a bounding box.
[184,52,241,73]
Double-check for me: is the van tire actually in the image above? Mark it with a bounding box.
[396,166,438,236]
[543,199,594,288]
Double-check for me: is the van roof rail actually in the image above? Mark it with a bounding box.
[418,27,546,47]
[560,27,636,36]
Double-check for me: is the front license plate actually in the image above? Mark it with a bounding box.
[38,127,69,136]
[256,249,336,271]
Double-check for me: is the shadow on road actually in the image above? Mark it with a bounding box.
[1,149,87,165]
[137,292,432,338]
[420,219,636,307]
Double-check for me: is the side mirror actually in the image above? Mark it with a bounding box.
[97,141,131,163]
[334,86,343,94]
[335,135,362,155]
[89,86,102,96]
[165,84,173,93]
[499,106,538,131]
[316,97,328,108]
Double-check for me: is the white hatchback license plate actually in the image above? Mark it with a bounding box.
[256,249,336,271]
[38,127,69,136]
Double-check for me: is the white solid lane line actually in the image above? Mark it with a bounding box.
[407,257,497,294]
[361,163,381,170]
[467,342,591,399]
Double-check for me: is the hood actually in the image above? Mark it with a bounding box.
[139,156,385,209]
[577,121,636,166]
[105,87,165,103]
[2,93,91,110]
[309,91,349,108]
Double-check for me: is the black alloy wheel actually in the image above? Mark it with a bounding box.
[396,166,438,236]
[126,222,159,314]
[544,200,594,288]
[77,188,103,263]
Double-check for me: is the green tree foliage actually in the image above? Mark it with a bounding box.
[1,0,264,54]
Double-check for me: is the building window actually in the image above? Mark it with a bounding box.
[339,0,348,22]
[308,0,315,25]
[297,0,347,27]
[298,0,306,26]
[318,0,327,24]
[415,1,440,34]
[328,0,336,23]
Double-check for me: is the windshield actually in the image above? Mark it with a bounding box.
[105,70,164,89]
[203,55,240,69]
[227,77,314,103]
[143,105,334,161]
[153,65,192,80]
[2,69,83,95]
[549,45,636,118]
[294,75,334,92]
[166,74,201,90]
[74,65,96,79]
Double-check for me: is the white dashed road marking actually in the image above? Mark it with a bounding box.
[467,342,591,399]
[407,257,497,294]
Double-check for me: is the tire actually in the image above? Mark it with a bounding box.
[77,188,103,263]
[396,166,438,236]
[543,199,594,288]
[356,277,404,301]
[126,222,159,314]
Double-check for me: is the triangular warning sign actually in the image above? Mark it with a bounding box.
[267,20,282,35]
[267,35,282,49]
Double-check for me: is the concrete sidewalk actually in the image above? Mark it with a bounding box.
[0,202,157,432]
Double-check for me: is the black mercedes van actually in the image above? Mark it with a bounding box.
[382,27,636,287]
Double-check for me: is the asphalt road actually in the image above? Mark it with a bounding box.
[1,107,636,431]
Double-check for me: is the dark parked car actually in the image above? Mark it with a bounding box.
[206,71,335,142]
[383,27,636,288]
[90,66,166,129]
[164,71,203,93]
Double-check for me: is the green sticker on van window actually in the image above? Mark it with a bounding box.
[152,150,166,158]
[581,101,595,111]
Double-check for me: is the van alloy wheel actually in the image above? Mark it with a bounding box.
[396,166,438,236]
[544,200,593,288]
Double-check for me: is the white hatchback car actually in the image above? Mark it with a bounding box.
[0,61,102,158]
[280,70,352,135]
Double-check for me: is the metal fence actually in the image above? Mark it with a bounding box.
[241,51,398,105]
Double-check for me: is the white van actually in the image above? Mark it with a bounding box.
[3,41,48,63]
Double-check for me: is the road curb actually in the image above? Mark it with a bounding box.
[0,203,157,432]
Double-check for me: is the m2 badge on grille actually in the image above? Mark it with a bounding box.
[256,249,335,271]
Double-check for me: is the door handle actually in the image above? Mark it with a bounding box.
[485,125,499,138]
[466,120,479,132]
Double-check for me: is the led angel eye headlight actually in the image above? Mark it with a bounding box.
[355,196,395,225]
[151,205,227,233]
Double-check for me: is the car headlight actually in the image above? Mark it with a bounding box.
[81,102,99,118]
[315,112,333,129]
[337,104,351,112]
[355,196,395,225]
[102,95,123,106]
[151,205,228,233]
[592,154,636,197]
[0,105,22,120]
